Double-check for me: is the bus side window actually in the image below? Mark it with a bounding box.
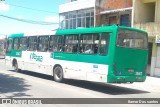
[37,36,49,52]
[49,35,63,52]
[6,39,12,53]
[64,35,78,53]
[19,37,27,51]
[80,33,99,54]
[99,33,110,55]
[28,36,37,51]
[13,38,20,50]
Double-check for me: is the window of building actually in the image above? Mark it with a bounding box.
[66,13,77,29]
[65,14,69,29]
[77,12,82,27]
[91,11,94,27]
[99,33,110,55]
[61,9,94,29]
[64,35,78,53]
[120,14,130,26]
[77,12,85,28]
[73,14,77,28]
[86,17,90,28]
[28,36,37,51]
[49,35,63,52]
[69,14,73,29]
[144,2,155,22]
[13,38,19,50]
[37,36,49,52]
[85,11,94,28]
[19,37,27,51]
[6,39,12,52]
[80,33,99,54]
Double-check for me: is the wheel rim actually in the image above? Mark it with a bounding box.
[54,67,62,80]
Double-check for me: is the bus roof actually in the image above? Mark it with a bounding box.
[8,33,24,38]
[8,31,56,38]
[7,25,147,38]
[56,25,117,35]
[56,25,147,35]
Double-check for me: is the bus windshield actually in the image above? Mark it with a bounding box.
[117,29,148,49]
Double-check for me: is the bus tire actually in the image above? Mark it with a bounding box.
[53,66,63,83]
[13,60,20,72]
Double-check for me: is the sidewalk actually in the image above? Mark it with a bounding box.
[114,76,160,94]
[0,55,5,59]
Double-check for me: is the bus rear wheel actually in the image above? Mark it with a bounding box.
[53,66,63,83]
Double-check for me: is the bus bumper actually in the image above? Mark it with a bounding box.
[107,75,146,83]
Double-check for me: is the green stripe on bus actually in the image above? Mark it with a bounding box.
[53,52,110,64]
[8,33,24,38]
[6,50,22,57]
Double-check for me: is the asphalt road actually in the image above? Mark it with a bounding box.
[0,59,160,107]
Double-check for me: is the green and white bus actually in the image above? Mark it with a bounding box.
[5,25,148,83]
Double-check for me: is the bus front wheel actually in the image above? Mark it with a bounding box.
[13,60,20,72]
[53,66,63,83]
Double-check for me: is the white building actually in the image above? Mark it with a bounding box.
[59,0,96,29]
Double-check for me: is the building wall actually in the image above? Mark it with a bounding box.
[133,0,160,77]
[99,11,132,26]
[155,0,160,22]
[134,0,155,24]
[59,0,95,13]
[136,0,160,22]
[133,0,160,23]
[156,44,160,68]
[155,44,160,76]
[96,0,132,26]
[134,22,160,38]
[103,0,132,10]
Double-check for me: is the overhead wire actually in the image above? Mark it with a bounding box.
[8,3,59,14]
[0,2,62,25]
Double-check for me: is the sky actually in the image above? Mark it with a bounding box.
[0,0,64,38]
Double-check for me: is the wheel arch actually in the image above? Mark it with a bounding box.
[12,58,17,67]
